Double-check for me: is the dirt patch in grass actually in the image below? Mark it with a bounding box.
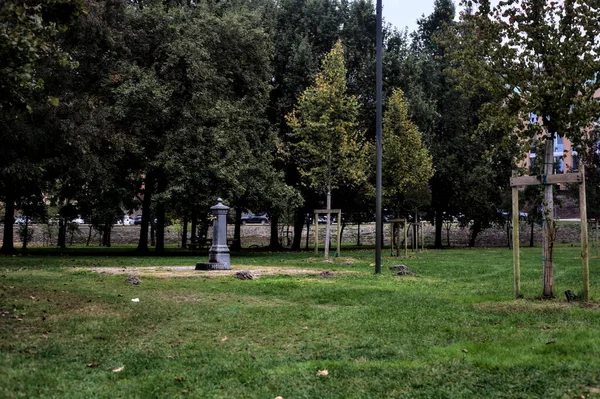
[83,265,361,279]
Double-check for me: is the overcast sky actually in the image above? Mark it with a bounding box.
[382,0,438,34]
[382,0,501,34]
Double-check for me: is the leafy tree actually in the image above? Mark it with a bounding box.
[382,88,434,214]
[286,41,369,258]
[449,0,600,297]
[0,0,84,254]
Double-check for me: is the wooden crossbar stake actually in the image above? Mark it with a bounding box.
[511,170,589,300]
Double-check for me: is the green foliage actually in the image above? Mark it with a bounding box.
[449,0,600,159]
[382,88,434,203]
[286,41,369,194]
[0,0,83,111]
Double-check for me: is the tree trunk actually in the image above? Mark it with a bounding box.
[292,209,305,251]
[86,225,93,246]
[22,217,29,250]
[58,218,67,249]
[446,224,451,247]
[136,171,155,253]
[269,213,280,250]
[181,216,188,249]
[150,219,155,247]
[190,211,197,243]
[305,217,310,250]
[542,136,555,297]
[469,220,481,247]
[0,193,16,253]
[102,222,112,247]
[434,209,443,248]
[324,189,331,258]
[357,221,361,246]
[232,208,242,250]
[155,170,167,253]
[529,221,534,247]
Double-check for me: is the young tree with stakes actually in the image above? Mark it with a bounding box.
[449,0,600,297]
[286,41,369,258]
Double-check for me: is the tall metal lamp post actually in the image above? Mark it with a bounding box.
[375,0,383,274]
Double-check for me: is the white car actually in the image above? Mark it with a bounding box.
[123,216,135,226]
[72,218,85,224]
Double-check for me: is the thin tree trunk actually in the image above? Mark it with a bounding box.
[269,213,280,250]
[542,136,555,297]
[22,217,29,250]
[232,208,242,250]
[190,211,197,243]
[469,220,481,248]
[434,209,443,249]
[137,171,154,253]
[305,218,310,250]
[181,216,188,248]
[86,224,93,246]
[324,189,331,258]
[58,218,67,249]
[529,221,535,247]
[150,219,155,247]
[0,191,15,254]
[357,221,361,246]
[292,208,304,251]
[155,170,167,253]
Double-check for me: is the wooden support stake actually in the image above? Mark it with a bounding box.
[512,177,521,299]
[404,220,408,257]
[314,213,318,255]
[336,211,342,257]
[580,165,589,301]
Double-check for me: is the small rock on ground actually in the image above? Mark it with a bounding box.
[235,271,257,280]
[125,275,141,285]
[389,265,416,276]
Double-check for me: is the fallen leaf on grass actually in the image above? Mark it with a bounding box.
[275,396,284,399]
[586,387,600,394]
[167,355,175,360]
[112,366,124,373]
[316,369,329,376]
[174,376,185,382]
[302,326,308,330]
[546,340,556,345]
[87,363,101,368]
[220,337,228,342]
[461,349,468,353]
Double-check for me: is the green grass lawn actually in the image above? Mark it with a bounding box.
[1,246,600,398]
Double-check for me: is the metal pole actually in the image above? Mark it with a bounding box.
[375,0,383,274]
[580,165,589,301]
[512,174,521,299]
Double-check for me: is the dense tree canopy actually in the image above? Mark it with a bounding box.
[0,0,598,255]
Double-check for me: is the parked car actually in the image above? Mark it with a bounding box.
[133,215,143,225]
[14,217,34,225]
[241,214,269,225]
[71,217,85,225]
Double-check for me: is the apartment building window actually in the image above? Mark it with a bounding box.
[572,155,580,172]
[554,156,564,174]
[554,135,564,153]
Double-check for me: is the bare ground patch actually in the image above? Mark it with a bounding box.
[82,265,361,279]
